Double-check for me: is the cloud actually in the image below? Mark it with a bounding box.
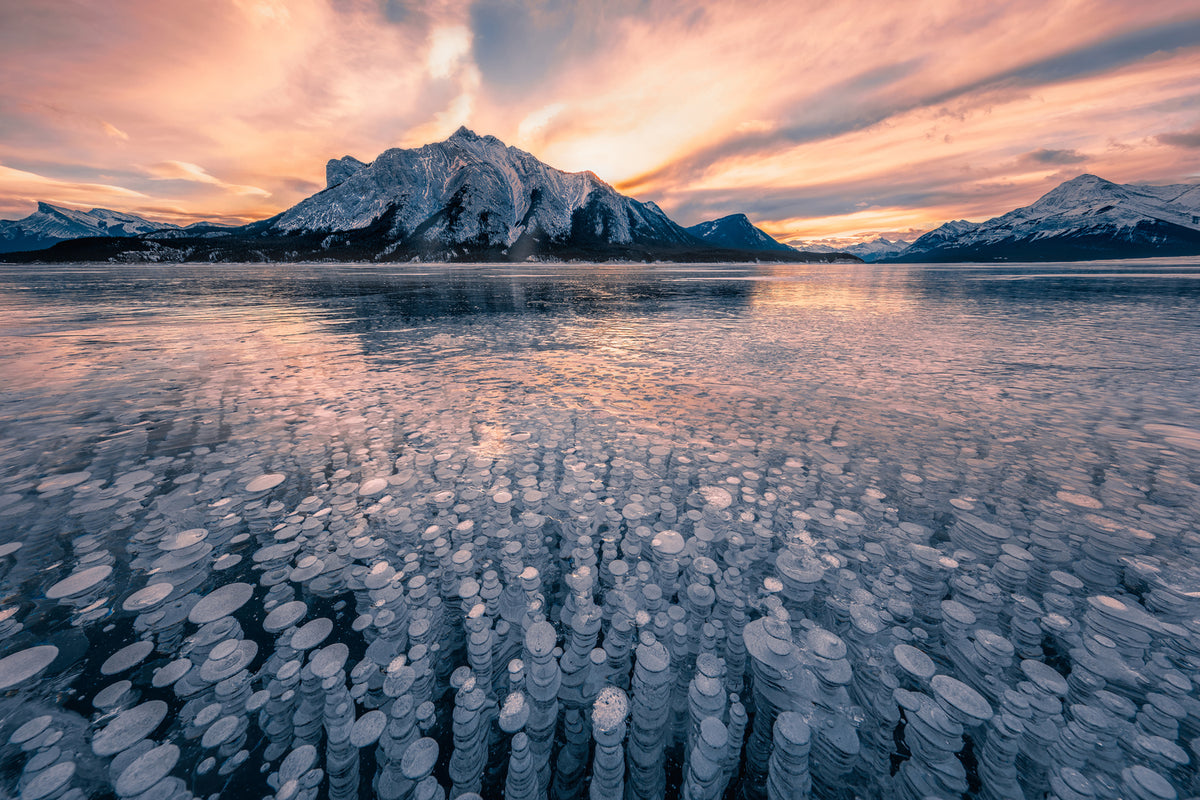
[276,176,324,194]
[426,25,472,80]
[231,0,292,25]
[101,121,129,141]
[469,0,567,92]
[620,15,1200,195]
[1022,148,1088,165]
[1158,126,1200,148]
[467,0,645,97]
[986,15,1200,88]
[378,0,415,25]
[146,161,271,197]
[666,178,977,229]
[516,103,566,143]
[0,164,149,220]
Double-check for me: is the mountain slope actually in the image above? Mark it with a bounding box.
[686,214,796,253]
[0,202,177,253]
[888,175,1200,262]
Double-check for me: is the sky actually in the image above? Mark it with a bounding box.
[1,0,1199,244]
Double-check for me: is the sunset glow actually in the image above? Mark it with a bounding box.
[2,0,1199,242]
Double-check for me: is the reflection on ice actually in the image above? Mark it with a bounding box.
[0,262,1199,800]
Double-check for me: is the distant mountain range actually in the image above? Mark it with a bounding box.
[881,174,1200,262]
[0,202,179,254]
[3,129,850,264]
[5,139,1200,264]
[790,237,912,263]
[785,174,1200,263]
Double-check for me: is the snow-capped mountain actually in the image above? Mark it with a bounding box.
[789,237,912,262]
[270,127,700,258]
[888,174,1200,262]
[843,237,912,262]
[685,214,796,253]
[0,202,177,253]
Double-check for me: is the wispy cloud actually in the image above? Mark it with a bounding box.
[0,164,149,220]
[0,164,147,200]
[1158,126,1200,149]
[1022,148,1089,166]
[101,121,129,141]
[146,160,271,197]
[619,15,1200,196]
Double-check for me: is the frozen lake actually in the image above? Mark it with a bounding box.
[1,260,1199,800]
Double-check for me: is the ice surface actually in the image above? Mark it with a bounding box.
[1,261,1199,800]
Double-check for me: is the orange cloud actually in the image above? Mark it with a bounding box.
[146,161,270,198]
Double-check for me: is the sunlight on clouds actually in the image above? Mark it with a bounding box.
[427,25,473,80]
[516,103,567,145]
[147,161,271,198]
[232,0,292,26]
[400,19,482,147]
[401,65,482,147]
[101,122,129,141]
[735,120,776,134]
[770,207,964,243]
[0,164,148,210]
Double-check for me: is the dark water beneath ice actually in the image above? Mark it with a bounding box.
[1,260,1199,800]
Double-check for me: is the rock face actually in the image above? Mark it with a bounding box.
[888,174,1200,262]
[272,127,700,258]
[0,202,175,253]
[685,214,796,253]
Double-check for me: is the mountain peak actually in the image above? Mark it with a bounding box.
[686,213,795,253]
[1032,173,1126,210]
[36,201,66,215]
[326,156,367,189]
[449,126,481,141]
[1062,173,1109,186]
